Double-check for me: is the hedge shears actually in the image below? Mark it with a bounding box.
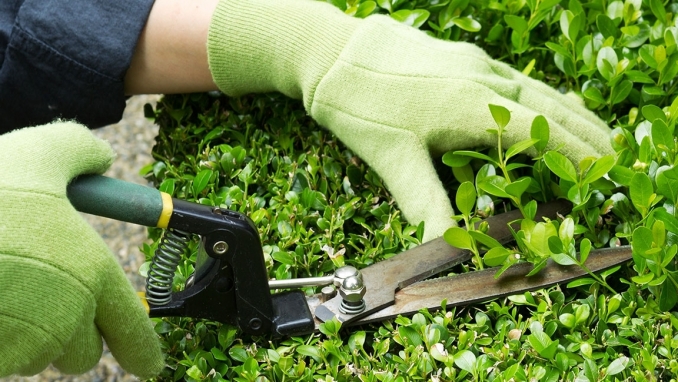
[67,175,633,337]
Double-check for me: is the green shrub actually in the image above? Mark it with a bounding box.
[142,0,678,380]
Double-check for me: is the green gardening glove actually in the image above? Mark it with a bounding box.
[207,0,614,241]
[0,123,164,378]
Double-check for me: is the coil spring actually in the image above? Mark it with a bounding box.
[146,229,191,305]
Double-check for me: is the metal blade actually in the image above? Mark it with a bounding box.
[314,200,573,324]
[348,246,632,326]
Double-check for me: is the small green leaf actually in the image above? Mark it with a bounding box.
[543,151,578,183]
[659,282,678,311]
[632,272,654,285]
[484,246,511,266]
[442,151,472,167]
[469,231,503,248]
[444,227,474,250]
[296,345,321,362]
[398,326,422,347]
[454,350,477,373]
[597,47,618,80]
[654,208,678,234]
[504,15,528,34]
[192,169,213,197]
[610,80,633,105]
[551,251,578,266]
[608,164,635,186]
[567,277,596,288]
[642,104,667,123]
[452,17,482,32]
[211,347,229,361]
[454,150,498,165]
[531,115,550,152]
[651,119,673,154]
[354,1,376,18]
[478,175,511,198]
[506,139,540,159]
[185,365,203,380]
[596,14,620,39]
[606,356,629,376]
[528,331,559,359]
[505,177,531,198]
[582,155,615,184]
[391,9,430,28]
[559,313,576,328]
[489,104,511,129]
[580,238,592,264]
[629,172,655,215]
[456,181,477,217]
[583,86,606,104]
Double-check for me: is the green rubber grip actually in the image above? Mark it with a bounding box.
[67,174,166,227]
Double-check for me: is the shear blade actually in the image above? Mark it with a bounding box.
[309,201,631,325]
[350,246,631,326]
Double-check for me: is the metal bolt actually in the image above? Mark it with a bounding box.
[213,241,229,255]
[249,318,262,330]
[333,266,359,287]
[321,286,337,302]
[339,274,366,314]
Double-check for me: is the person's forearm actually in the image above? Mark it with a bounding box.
[124,0,219,95]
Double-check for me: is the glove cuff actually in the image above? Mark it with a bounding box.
[207,0,359,109]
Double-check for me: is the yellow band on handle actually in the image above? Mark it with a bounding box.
[157,192,173,229]
[137,291,150,314]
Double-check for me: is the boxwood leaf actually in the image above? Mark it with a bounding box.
[454,150,498,165]
[583,85,606,104]
[452,17,482,32]
[629,172,654,214]
[653,208,678,234]
[484,246,511,266]
[543,151,578,183]
[659,282,678,311]
[489,104,511,129]
[296,345,321,362]
[469,231,503,248]
[582,155,615,184]
[391,9,430,28]
[444,227,474,250]
[442,151,472,167]
[506,138,540,159]
[192,169,213,197]
[625,70,654,83]
[597,47,618,80]
[478,175,511,198]
[642,104,667,123]
[596,14,620,39]
[504,15,528,34]
[651,119,673,153]
[454,350,477,373]
[551,250,578,266]
[531,115,550,152]
[649,0,666,21]
[610,79,633,105]
[505,177,531,198]
[606,356,629,376]
[456,181,476,216]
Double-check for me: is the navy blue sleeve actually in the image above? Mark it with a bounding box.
[0,0,156,132]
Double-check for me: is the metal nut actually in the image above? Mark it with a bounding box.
[333,266,359,287]
[339,275,366,302]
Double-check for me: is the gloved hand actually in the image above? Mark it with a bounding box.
[0,123,164,378]
[207,0,614,241]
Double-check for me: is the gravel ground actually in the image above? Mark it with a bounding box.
[2,94,162,382]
